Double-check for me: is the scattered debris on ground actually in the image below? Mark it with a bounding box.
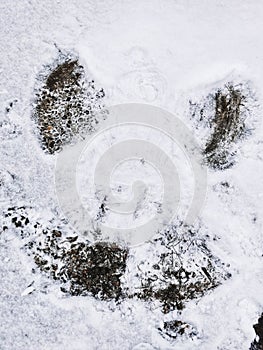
[2,206,128,301]
[0,99,22,141]
[158,320,197,340]
[33,54,106,154]
[128,224,230,313]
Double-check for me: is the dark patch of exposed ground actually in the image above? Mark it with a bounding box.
[204,85,245,169]
[190,82,255,170]
[250,314,263,350]
[33,55,106,154]
[59,241,128,299]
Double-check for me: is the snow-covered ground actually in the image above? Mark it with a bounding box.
[0,1,263,349]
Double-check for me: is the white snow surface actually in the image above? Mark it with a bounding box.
[0,1,263,349]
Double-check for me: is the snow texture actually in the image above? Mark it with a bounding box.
[0,1,263,349]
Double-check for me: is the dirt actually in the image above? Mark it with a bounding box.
[204,84,245,169]
[190,82,255,170]
[3,206,128,301]
[33,54,106,154]
[58,241,128,300]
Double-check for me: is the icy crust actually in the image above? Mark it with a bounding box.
[33,53,106,154]
[189,81,257,170]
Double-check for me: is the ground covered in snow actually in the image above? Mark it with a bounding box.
[0,1,263,349]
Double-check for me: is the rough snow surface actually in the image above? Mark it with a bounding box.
[0,1,263,349]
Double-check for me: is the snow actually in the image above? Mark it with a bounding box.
[0,0,263,349]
